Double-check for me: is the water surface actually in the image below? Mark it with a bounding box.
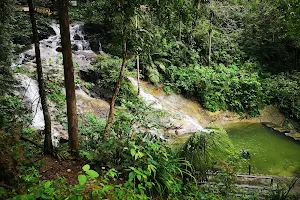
[224,122,300,176]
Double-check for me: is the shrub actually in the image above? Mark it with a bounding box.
[167,63,267,116]
[83,53,136,102]
[268,72,300,121]
[180,128,235,179]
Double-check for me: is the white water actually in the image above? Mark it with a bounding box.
[128,77,210,135]
[14,21,209,145]
[16,74,44,130]
[14,23,95,70]
[14,22,96,145]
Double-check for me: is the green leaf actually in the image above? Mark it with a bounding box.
[82,164,90,172]
[154,61,166,72]
[86,170,99,178]
[78,175,87,186]
[129,172,136,180]
[44,181,51,189]
[134,151,144,160]
[103,185,114,191]
[147,164,157,174]
[130,148,136,157]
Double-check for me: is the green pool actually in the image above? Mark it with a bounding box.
[224,122,300,176]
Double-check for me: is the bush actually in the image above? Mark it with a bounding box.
[180,128,235,178]
[268,72,300,121]
[83,54,136,102]
[167,63,267,116]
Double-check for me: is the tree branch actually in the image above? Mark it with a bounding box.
[20,135,43,149]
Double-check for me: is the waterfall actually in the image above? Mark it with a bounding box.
[16,74,44,130]
[16,74,61,145]
[14,21,210,144]
[13,22,96,145]
[127,77,210,134]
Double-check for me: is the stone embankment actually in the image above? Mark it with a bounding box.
[262,122,300,141]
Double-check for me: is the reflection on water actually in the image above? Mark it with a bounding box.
[224,122,300,176]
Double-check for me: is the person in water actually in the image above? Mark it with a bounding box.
[241,149,251,159]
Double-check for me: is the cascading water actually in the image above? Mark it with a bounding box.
[16,74,44,130]
[14,21,209,145]
[128,77,210,135]
[14,22,96,145]
[14,23,95,69]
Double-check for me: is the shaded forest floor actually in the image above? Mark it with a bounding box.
[38,156,87,185]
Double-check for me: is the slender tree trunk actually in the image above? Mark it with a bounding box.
[208,27,212,67]
[179,20,182,41]
[104,33,127,139]
[28,0,53,154]
[57,0,79,156]
[136,55,140,95]
[135,15,140,95]
[208,0,213,67]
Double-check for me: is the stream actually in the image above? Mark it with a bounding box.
[13,22,96,145]
[13,22,210,144]
[13,22,300,176]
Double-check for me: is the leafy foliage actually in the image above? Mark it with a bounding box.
[268,72,300,121]
[167,63,267,116]
[82,54,136,102]
[181,128,235,178]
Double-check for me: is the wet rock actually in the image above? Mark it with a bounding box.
[82,24,106,52]
[56,46,62,52]
[23,53,35,62]
[79,69,98,83]
[74,34,81,40]
[88,36,100,52]
[59,138,68,144]
[128,77,210,135]
[71,44,78,51]
[76,89,110,118]
[262,122,300,141]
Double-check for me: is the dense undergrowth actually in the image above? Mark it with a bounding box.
[1,70,299,199]
[0,96,264,199]
[1,0,300,199]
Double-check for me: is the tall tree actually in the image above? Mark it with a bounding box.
[135,15,140,95]
[0,0,14,94]
[82,0,141,137]
[104,32,127,138]
[28,0,53,154]
[208,0,213,67]
[57,0,79,156]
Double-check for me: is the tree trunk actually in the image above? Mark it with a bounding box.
[104,33,127,139]
[136,55,140,95]
[208,0,213,67]
[208,27,212,67]
[179,20,182,41]
[28,0,53,155]
[57,0,79,156]
[135,15,140,95]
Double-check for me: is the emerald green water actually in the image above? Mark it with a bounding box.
[224,122,300,176]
